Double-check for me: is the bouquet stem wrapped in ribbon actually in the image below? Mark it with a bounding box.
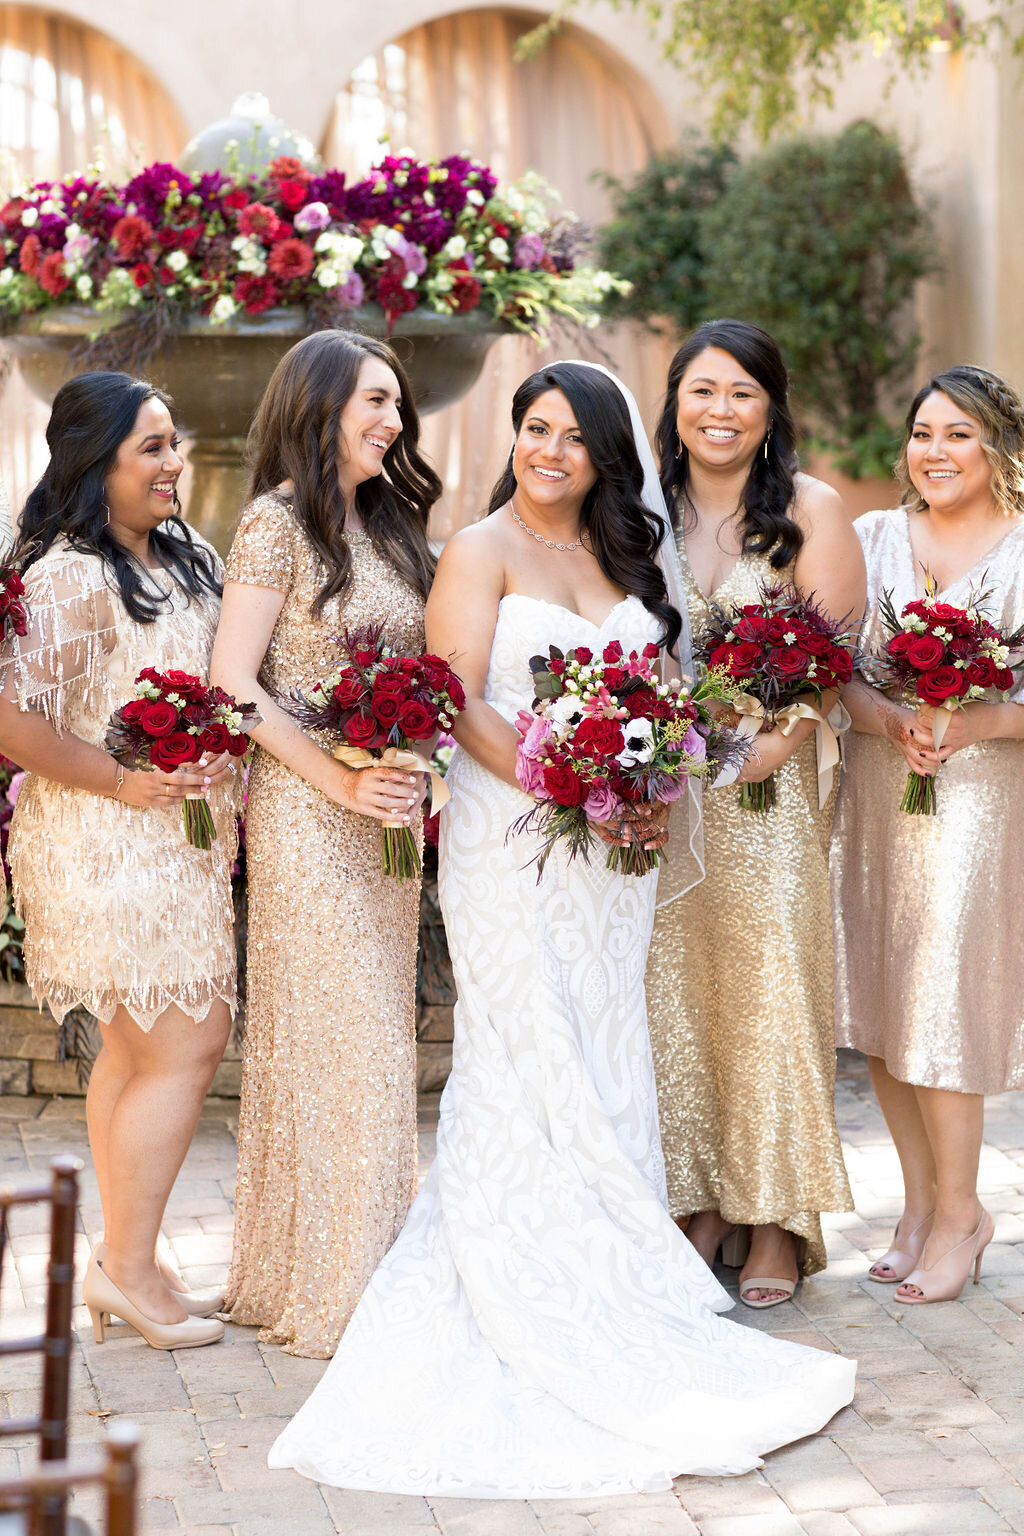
[290,627,465,880]
[696,582,857,813]
[877,582,1023,815]
[511,638,746,880]
[105,669,258,848]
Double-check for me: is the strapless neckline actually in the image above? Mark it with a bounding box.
[498,591,642,634]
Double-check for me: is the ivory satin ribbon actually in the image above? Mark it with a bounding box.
[731,695,851,811]
[334,744,450,826]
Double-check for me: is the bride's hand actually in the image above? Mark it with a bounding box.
[590,800,669,851]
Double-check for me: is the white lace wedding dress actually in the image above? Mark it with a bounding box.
[269,594,856,1497]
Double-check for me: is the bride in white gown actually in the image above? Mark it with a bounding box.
[268,363,856,1497]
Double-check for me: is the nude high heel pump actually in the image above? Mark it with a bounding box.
[895,1211,994,1305]
[88,1241,225,1317]
[868,1211,935,1283]
[83,1262,224,1350]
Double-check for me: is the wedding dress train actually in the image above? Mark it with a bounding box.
[269,594,856,1497]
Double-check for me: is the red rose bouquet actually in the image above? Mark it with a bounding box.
[695,582,857,813]
[104,668,258,848]
[511,639,745,879]
[290,626,466,879]
[877,584,1024,814]
[0,567,28,640]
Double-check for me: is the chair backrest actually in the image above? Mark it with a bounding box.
[0,1422,139,1536]
[0,1155,82,1536]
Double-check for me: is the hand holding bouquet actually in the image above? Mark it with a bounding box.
[105,668,257,848]
[290,626,466,879]
[878,584,1023,814]
[511,638,744,880]
[695,582,856,813]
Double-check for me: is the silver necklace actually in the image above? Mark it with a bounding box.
[511,506,585,552]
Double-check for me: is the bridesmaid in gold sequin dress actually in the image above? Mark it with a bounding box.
[645,321,865,1305]
[214,331,441,1357]
[834,366,1024,1304]
[0,372,240,1350]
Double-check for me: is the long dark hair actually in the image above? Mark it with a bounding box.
[655,318,803,570]
[15,371,222,622]
[247,330,441,615]
[487,363,681,653]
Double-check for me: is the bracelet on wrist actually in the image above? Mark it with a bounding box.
[111,762,126,799]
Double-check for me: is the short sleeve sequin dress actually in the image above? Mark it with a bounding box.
[4,540,239,1030]
[222,493,425,1358]
[645,539,853,1275]
[832,509,1024,1093]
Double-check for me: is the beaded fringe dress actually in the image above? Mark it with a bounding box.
[3,540,239,1031]
[832,509,1024,1093]
[646,538,853,1275]
[222,493,424,1359]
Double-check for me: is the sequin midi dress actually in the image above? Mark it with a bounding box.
[222,493,425,1359]
[3,541,239,1030]
[832,509,1024,1093]
[645,540,853,1275]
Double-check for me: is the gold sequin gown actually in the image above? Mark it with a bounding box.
[3,541,238,1030]
[646,539,853,1275]
[222,493,424,1359]
[832,509,1024,1093]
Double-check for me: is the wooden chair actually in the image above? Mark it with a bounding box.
[0,1154,82,1535]
[0,1423,139,1536]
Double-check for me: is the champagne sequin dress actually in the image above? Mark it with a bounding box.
[832,509,1024,1092]
[3,540,239,1030]
[222,493,425,1359]
[646,540,853,1275]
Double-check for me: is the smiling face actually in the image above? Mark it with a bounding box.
[511,388,597,517]
[103,396,183,541]
[336,355,403,503]
[674,347,771,473]
[906,391,993,514]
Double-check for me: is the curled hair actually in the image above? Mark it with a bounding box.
[897,365,1024,518]
[247,330,441,614]
[15,371,221,622]
[655,318,803,570]
[487,363,681,653]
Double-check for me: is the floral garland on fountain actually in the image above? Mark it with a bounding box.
[0,152,627,341]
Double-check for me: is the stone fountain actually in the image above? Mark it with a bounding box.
[4,96,506,553]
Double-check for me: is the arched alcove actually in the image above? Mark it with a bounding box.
[0,5,185,513]
[323,8,674,536]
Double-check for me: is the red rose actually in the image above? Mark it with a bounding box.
[803,632,829,656]
[625,687,659,719]
[904,634,946,670]
[447,676,466,712]
[344,712,386,749]
[450,271,482,313]
[397,700,436,738]
[711,641,763,679]
[542,763,585,806]
[333,675,367,709]
[572,647,593,666]
[573,717,625,758]
[601,667,627,690]
[138,700,179,736]
[133,263,155,289]
[965,656,997,688]
[642,642,660,660]
[829,648,854,684]
[223,188,249,211]
[916,666,967,704]
[353,648,379,667]
[199,722,232,753]
[120,699,147,724]
[421,656,454,693]
[734,615,769,642]
[548,659,565,676]
[227,733,249,756]
[765,618,788,643]
[371,691,403,727]
[928,602,964,626]
[277,179,309,212]
[150,731,201,769]
[602,641,623,662]
[994,666,1015,691]
[771,647,811,680]
[3,572,23,597]
[887,632,911,658]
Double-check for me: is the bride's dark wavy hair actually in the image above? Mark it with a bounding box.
[487,363,681,653]
[247,329,441,615]
[655,319,803,570]
[15,371,222,622]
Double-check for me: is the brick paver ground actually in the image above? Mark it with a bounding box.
[2,1051,1024,1536]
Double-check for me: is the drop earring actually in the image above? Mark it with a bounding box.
[762,432,772,462]
[102,499,110,526]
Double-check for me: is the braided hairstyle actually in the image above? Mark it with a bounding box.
[655,319,802,570]
[897,365,1024,518]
